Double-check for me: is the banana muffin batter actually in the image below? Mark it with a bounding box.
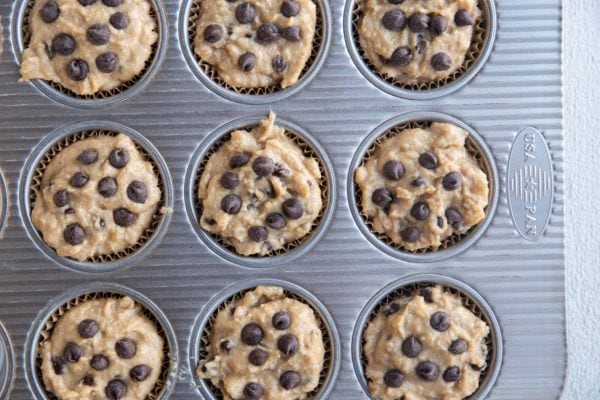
[363,285,489,400]
[193,0,316,89]
[32,133,161,261]
[357,0,481,84]
[41,296,164,400]
[20,0,157,95]
[197,286,325,400]
[355,122,489,251]
[198,112,323,256]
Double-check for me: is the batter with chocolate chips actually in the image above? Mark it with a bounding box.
[355,122,489,251]
[20,0,157,95]
[363,285,490,400]
[40,296,164,400]
[357,0,481,85]
[197,286,325,400]
[198,112,322,256]
[193,0,316,89]
[31,133,161,261]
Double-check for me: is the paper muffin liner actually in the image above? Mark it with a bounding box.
[34,291,174,400]
[351,0,488,91]
[193,125,330,258]
[20,0,160,100]
[354,119,494,254]
[187,0,325,96]
[29,129,166,263]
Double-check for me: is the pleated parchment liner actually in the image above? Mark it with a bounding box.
[194,126,330,257]
[360,283,495,399]
[29,129,166,263]
[187,0,324,95]
[21,0,160,100]
[351,0,487,91]
[35,291,173,400]
[197,287,334,400]
[355,120,493,254]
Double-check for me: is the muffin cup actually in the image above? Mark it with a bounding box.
[0,321,15,399]
[343,0,497,100]
[24,283,178,400]
[18,120,173,274]
[12,0,168,109]
[348,111,498,263]
[0,170,7,236]
[184,115,336,268]
[352,273,503,400]
[189,278,341,400]
[179,0,331,104]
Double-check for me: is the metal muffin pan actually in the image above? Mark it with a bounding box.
[0,321,14,399]
[0,0,564,399]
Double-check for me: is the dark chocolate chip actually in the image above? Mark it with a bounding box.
[430,311,450,332]
[113,208,137,227]
[220,172,239,189]
[78,0,97,5]
[253,156,275,177]
[436,216,443,228]
[40,1,60,23]
[63,342,82,363]
[248,348,269,366]
[115,338,136,359]
[230,153,250,168]
[430,15,448,36]
[400,226,420,242]
[235,3,256,24]
[78,149,98,164]
[248,226,268,242]
[82,374,95,386]
[372,188,393,208]
[408,13,430,33]
[401,336,422,358]
[442,171,462,191]
[203,24,223,43]
[280,371,302,390]
[96,51,119,73]
[416,34,427,54]
[277,334,298,356]
[383,160,404,180]
[443,366,461,382]
[449,339,468,355]
[102,0,123,6]
[65,208,76,215]
[98,177,118,197]
[270,55,289,73]
[52,33,76,55]
[78,319,99,338]
[90,354,109,370]
[384,369,404,388]
[64,223,85,245]
[108,148,128,168]
[221,194,242,214]
[419,152,438,169]
[238,52,256,72]
[243,382,264,400]
[382,9,406,31]
[282,198,304,219]
[383,302,400,316]
[130,364,152,382]
[445,207,462,228]
[420,287,433,303]
[52,356,66,375]
[455,9,474,26]
[220,339,233,353]
[412,177,425,187]
[272,311,291,330]
[70,171,89,188]
[416,361,439,381]
[110,12,129,29]
[87,23,110,45]
[266,213,286,229]
[388,46,412,66]
[256,23,279,43]
[105,378,127,400]
[471,364,483,371]
[387,0,404,3]
[281,26,301,41]
[410,201,430,221]
[127,180,147,203]
[241,323,264,345]
[67,59,89,81]
[281,0,300,17]
[431,52,452,71]
[54,190,70,207]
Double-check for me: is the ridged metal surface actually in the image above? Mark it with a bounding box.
[0,0,564,398]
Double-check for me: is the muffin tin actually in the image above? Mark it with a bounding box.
[0,0,565,399]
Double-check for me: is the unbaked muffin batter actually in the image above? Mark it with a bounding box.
[357,0,481,84]
[355,122,489,251]
[198,112,322,256]
[363,285,489,400]
[20,0,157,95]
[32,133,161,261]
[197,286,325,400]
[193,0,316,89]
[41,296,164,400]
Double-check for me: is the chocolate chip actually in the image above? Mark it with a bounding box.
[272,311,291,330]
[52,356,66,375]
[67,59,89,81]
[410,201,429,221]
[109,148,128,168]
[400,226,420,242]
[238,52,256,72]
[455,9,474,26]
[113,208,137,227]
[105,378,127,400]
[115,338,136,359]
[419,152,438,169]
[436,216,443,228]
[243,382,264,400]
[420,287,433,303]
[416,34,427,54]
[430,15,448,36]
[241,323,264,345]
[78,149,98,164]
[78,0,97,5]
[220,340,233,353]
[90,354,109,370]
[282,198,304,219]
[82,374,95,386]
[102,0,123,6]
[248,226,268,242]
[54,190,70,207]
[220,194,241,214]
[110,12,129,29]
[416,361,439,381]
[388,46,412,67]
[96,51,119,73]
[248,349,268,366]
[383,160,404,180]
[412,177,425,187]
[266,213,286,229]
[280,371,301,390]
[449,339,467,355]
[64,223,85,245]
[253,156,275,177]
[383,302,400,316]
[130,364,152,382]
[443,366,461,382]
[230,153,250,168]
[430,311,450,331]
[63,342,82,363]
[372,188,393,208]
[384,369,404,388]
[65,208,76,215]
[387,0,404,3]
[127,180,147,204]
[40,1,60,23]
[273,164,290,178]
[445,207,462,228]
[52,33,76,55]
[281,0,300,17]
[277,334,298,356]
[442,172,462,191]
[219,172,239,190]
[382,10,406,31]
[235,3,256,24]
[203,24,223,43]
[257,23,279,43]
[401,336,422,358]
[78,319,99,338]
[431,52,452,71]
[70,171,89,188]
[87,23,111,45]
[408,13,430,33]
[98,177,118,197]
[281,26,301,41]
